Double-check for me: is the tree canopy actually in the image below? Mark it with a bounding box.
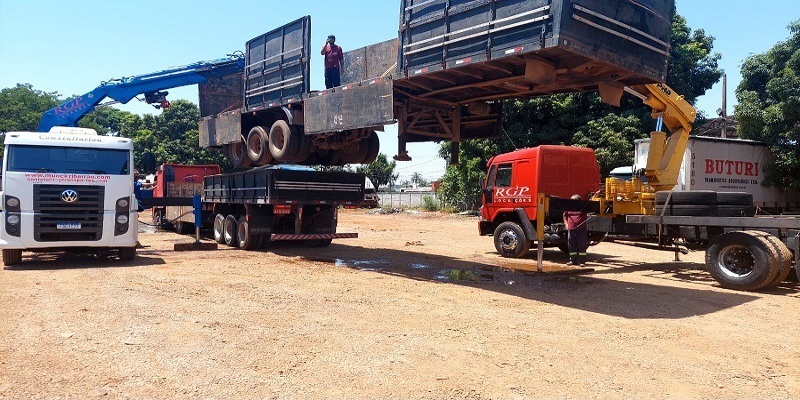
[356,153,398,189]
[437,12,723,210]
[735,21,800,191]
[0,85,231,173]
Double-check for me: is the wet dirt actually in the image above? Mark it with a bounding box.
[1,209,798,399]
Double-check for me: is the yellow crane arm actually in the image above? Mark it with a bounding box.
[626,83,697,192]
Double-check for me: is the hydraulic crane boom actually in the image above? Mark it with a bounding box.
[625,83,697,192]
[37,55,244,132]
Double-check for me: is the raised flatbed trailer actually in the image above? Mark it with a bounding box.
[199,0,676,166]
[202,166,363,250]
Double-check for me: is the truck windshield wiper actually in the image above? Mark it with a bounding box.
[35,168,56,173]
[67,168,108,174]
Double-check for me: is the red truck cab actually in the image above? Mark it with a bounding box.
[479,145,600,257]
[151,164,221,231]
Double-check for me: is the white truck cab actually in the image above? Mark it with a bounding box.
[0,127,137,265]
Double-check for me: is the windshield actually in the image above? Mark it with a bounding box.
[6,145,130,175]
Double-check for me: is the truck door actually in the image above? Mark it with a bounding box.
[485,163,513,205]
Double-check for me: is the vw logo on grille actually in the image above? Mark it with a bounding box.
[61,189,79,203]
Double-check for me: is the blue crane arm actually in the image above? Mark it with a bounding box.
[38,56,244,132]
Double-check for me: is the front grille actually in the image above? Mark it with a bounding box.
[33,185,105,242]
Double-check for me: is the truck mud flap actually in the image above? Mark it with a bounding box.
[269,233,357,241]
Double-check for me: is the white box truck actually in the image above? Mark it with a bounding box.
[0,127,138,265]
[633,136,800,210]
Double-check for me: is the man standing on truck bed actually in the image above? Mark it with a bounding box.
[321,34,343,89]
[563,194,589,266]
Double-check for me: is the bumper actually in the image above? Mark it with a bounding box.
[0,211,138,249]
[269,233,357,241]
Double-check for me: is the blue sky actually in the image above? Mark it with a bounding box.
[1,1,797,182]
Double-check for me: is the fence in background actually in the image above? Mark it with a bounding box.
[377,191,440,209]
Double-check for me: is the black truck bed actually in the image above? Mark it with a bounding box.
[203,166,365,205]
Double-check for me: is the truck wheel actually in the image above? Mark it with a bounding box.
[493,222,530,258]
[118,247,136,261]
[213,213,226,244]
[223,215,239,247]
[705,231,780,291]
[2,249,22,266]
[655,191,717,205]
[236,216,259,250]
[175,220,193,234]
[153,209,167,229]
[246,126,273,166]
[760,234,794,287]
[717,192,753,206]
[291,130,312,163]
[269,120,300,162]
[227,140,252,169]
[361,130,380,164]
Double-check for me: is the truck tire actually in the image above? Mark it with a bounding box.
[223,215,239,247]
[118,246,136,261]
[654,204,717,216]
[655,191,717,205]
[269,120,300,162]
[291,130,312,163]
[213,213,226,244]
[351,136,371,164]
[717,192,753,206]
[2,249,22,266]
[153,209,168,229]
[246,126,273,166]
[236,216,259,250]
[717,205,755,217]
[362,130,380,164]
[705,231,780,291]
[759,234,794,287]
[493,221,530,258]
[227,140,252,169]
[175,220,193,234]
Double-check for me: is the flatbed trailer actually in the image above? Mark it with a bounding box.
[201,166,363,249]
[595,214,800,291]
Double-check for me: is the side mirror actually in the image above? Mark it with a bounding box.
[142,151,157,174]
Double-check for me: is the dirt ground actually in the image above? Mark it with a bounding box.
[1,209,798,399]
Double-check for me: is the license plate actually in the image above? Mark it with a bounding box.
[56,223,81,230]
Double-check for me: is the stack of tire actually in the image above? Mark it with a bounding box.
[654,191,755,217]
[226,121,380,168]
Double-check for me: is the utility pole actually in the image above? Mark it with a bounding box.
[721,74,727,138]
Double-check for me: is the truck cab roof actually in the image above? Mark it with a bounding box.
[3,128,133,150]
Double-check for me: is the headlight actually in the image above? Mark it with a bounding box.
[116,215,129,224]
[117,198,129,208]
[7,215,20,224]
[6,198,19,208]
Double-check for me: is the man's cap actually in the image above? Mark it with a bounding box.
[327,35,336,40]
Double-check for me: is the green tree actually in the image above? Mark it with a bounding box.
[79,106,142,137]
[0,84,61,133]
[735,21,800,190]
[438,12,722,208]
[356,153,398,189]
[410,172,428,187]
[132,100,232,172]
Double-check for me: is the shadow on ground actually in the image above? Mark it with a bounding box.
[258,241,766,320]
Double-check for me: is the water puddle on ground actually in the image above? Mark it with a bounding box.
[334,259,389,271]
